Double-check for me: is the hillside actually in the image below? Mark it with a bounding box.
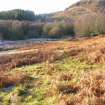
[53,0,105,20]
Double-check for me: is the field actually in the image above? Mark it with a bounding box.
[0,36,105,105]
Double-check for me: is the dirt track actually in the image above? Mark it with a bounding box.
[0,49,38,56]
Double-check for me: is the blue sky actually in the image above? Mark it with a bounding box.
[0,0,80,14]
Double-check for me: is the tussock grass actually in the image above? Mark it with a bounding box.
[1,36,105,71]
[58,70,105,105]
[1,36,105,104]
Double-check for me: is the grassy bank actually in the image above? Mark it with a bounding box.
[0,36,105,105]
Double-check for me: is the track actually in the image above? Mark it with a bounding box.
[0,49,38,56]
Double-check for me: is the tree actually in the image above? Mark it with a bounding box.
[75,13,105,37]
[43,22,75,38]
[0,9,35,21]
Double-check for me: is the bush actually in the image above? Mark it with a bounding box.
[48,24,63,38]
[26,23,43,38]
[75,13,105,37]
[0,20,44,40]
[61,23,75,36]
[43,23,52,36]
[43,22,75,38]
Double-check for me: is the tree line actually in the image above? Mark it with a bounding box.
[0,9,105,40]
[75,13,105,36]
[0,20,75,40]
[0,9,36,21]
[0,9,48,21]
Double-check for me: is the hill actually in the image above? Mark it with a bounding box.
[51,0,105,36]
[53,0,105,20]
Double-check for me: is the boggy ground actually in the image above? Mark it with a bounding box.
[0,36,105,105]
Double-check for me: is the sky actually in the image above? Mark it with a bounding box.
[0,0,80,14]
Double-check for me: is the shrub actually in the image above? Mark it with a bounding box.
[75,13,105,37]
[43,23,52,36]
[48,24,63,38]
[0,20,44,40]
[43,22,75,38]
[26,23,43,38]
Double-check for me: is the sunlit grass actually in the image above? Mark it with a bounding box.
[0,56,105,104]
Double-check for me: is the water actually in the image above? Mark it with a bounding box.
[2,85,15,92]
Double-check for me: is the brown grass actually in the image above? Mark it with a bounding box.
[0,71,30,87]
[55,70,105,105]
[1,36,105,71]
[1,36,105,104]
[16,36,105,64]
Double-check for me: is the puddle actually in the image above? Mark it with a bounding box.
[2,85,15,92]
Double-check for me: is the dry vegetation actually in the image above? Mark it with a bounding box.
[56,70,105,105]
[1,36,105,71]
[0,36,105,105]
[0,71,30,88]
